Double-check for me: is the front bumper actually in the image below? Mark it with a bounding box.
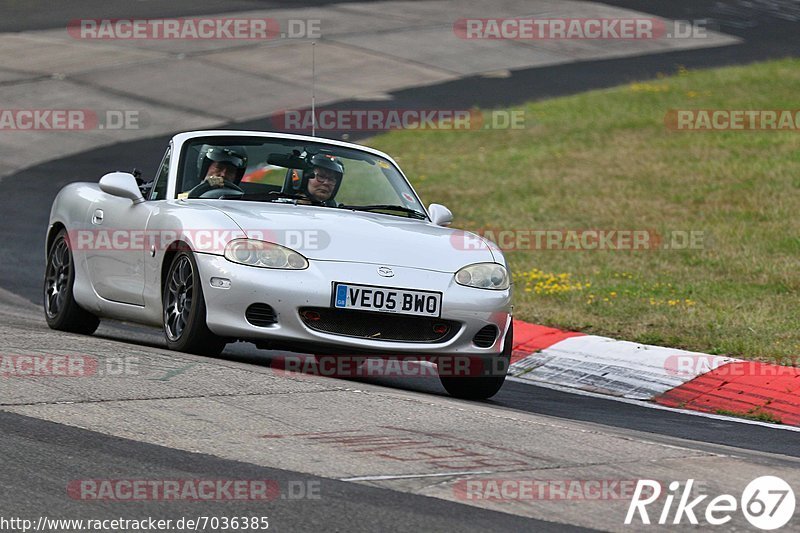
[194,253,512,356]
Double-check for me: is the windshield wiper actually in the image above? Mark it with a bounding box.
[338,204,427,219]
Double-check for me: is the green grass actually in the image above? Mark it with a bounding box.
[363,58,800,362]
[716,409,783,424]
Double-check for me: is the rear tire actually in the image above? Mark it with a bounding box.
[439,322,512,400]
[162,251,226,356]
[43,229,100,334]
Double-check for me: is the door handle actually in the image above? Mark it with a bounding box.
[92,209,104,224]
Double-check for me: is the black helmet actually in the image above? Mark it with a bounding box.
[310,153,344,177]
[197,145,248,184]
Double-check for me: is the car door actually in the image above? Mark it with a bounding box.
[85,148,169,305]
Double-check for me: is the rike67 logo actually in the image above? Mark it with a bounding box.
[625,477,795,530]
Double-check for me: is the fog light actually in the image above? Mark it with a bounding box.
[303,310,321,321]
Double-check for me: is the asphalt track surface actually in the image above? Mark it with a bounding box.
[2,1,799,531]
[2,411,579,532]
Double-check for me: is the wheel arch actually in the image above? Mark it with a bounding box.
[46,222,67,256]
[160,240,193,297]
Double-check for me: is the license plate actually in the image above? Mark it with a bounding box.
[333,283,442,317]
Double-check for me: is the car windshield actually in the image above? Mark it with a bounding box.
[176,136,426,219]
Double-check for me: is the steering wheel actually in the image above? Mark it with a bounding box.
[188,179,245,199]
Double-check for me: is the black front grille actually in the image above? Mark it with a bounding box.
[473,325,499,348]
[299,307,458,343]
[245,303,277,327]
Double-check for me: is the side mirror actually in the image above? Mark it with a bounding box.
[99,172,144,203]
[428,203,453,226]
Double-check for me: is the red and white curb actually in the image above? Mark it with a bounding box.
[509,320,800,427]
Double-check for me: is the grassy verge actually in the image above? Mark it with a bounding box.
[366,58,800,362]
[716,409,783,424]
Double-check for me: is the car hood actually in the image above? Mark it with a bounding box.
[202,201,497,272]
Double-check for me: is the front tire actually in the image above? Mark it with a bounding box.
[162,251,226,356]
[44,229,100,334]
[439,322,512,400]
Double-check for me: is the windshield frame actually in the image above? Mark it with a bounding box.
[173,134,429,220]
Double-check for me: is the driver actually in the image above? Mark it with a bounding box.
[187,145,248,197]
[299,153,344,205]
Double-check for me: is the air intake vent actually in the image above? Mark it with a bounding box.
[298,307,458,343]
[473,325,498,348]
[245,303,277,327]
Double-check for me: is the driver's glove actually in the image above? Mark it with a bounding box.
[204,174,225,188]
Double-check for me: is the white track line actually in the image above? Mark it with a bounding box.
[507,376,800,433]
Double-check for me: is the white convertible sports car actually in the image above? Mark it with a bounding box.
[44,130,513,398]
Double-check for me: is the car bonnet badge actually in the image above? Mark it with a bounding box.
[377,266,394,277]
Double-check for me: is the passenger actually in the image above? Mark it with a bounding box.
[300,153,344,205]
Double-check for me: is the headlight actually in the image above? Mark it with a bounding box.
[224,239,308,269]
[455,263,509,290]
